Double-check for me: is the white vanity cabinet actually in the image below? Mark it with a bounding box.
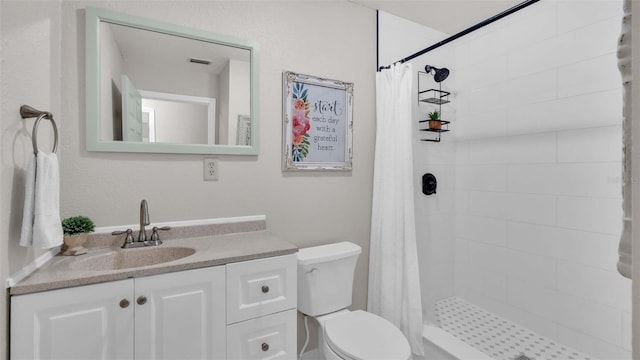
[11,253,297,360]
[11,278,135,359]
[226,254,297,360]
[134,266,226,359]
[11,266,226,360]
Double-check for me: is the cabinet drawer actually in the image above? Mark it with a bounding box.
[226,254,296,324]
[226,309,296,360]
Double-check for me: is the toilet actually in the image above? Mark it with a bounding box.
[297,242,412,360]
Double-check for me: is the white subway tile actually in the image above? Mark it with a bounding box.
[466,132,557,164]
[554,228,619,272]
[507,221,620,272]
[508,89,622,135]
[457,164,507,192]
[505,1,558,51]
[553,88,622,131]
[508,164,560,195]
[468,240,508,274]
[468,26,508,65]
[507,221,558,256]
[507,193,557,226]
[456,109,509,140]
[466,268,508,302]
[557,196,622,234]
[457,214,507,246]
[508,163,622,198]
[504,69,557,107]
[557,325,630,360]
[467,84,506,114]
[506,249,557,288]
[558,53,621,98]
[557,1,623,35]
[469,191,510,218]
[465,55,508,89]
[508,279,559,321]
[508,17,619,78]
[557,261,631,312]
[455,191,470,215]
[507,101,559,135]
[557,125,622,163]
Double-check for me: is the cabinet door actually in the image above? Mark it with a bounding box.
[134,266,226,360]
[226,309,297,360]
[11,279,134,360]
[226,254,297,324]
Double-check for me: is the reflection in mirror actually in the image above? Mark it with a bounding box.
[86,7,259,155]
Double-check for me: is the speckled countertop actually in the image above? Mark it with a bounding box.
[10,221,297,295]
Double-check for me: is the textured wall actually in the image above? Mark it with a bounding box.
[1,1,376,357]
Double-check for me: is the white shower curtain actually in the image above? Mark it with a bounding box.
[368,63,424,356]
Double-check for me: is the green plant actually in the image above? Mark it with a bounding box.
[61,216,95,236]
[428,110,440,120]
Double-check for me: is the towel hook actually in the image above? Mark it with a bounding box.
[20,105,58,155]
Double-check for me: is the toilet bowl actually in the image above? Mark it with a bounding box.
[317,310,411,360]
[297,242,412,360]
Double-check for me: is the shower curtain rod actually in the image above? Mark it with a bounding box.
[377,0,540,71]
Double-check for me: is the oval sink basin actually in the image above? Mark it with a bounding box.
[70,247,196,271]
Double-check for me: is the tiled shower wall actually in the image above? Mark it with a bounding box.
[452,1,631,359]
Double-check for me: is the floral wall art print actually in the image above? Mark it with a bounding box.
[282,71,353,171]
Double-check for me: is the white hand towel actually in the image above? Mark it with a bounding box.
[22,152,63,249]
[19,154,37,247]
[32,152,63,248]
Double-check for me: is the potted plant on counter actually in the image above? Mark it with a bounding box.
[61,216,95,256]
[428,110,442,130]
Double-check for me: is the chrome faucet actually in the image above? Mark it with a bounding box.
[139,199,150,242]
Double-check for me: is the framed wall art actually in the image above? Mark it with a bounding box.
[282,71,353,171]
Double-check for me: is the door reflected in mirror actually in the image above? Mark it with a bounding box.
[86,7,259,155]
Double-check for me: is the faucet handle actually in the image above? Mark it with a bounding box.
[149,226,171,245]
[112,229,135,248]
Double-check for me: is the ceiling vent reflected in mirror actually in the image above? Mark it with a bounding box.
[189,57,212,65]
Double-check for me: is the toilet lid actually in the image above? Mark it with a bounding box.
[324,310,411,360]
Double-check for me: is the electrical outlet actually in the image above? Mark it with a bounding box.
[203,158,219,181]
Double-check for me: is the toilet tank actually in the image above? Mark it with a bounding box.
[297,242,362,316]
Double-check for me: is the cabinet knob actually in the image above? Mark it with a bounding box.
[261,342,269,352]
[119,299,130,308]
[137,296,147,305]
[261,285,269,293]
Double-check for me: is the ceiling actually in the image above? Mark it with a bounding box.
[349,0,522,34]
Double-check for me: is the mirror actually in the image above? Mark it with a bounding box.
[86,7,259,155]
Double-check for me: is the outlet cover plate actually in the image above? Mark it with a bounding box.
[203,158,219,181]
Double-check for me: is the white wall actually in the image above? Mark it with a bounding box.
[99,21,124,141]
[453,1,631,359]
[227,59,250,144]
[1,1,377,357]
[0,2,62,359]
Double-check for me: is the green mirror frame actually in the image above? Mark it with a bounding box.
[85,7,260,155]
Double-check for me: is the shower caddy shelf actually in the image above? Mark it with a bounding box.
[418,71,451,142]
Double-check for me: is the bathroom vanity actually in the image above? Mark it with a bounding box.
[9,224,297,360]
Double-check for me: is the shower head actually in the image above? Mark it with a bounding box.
[425,65,450,83]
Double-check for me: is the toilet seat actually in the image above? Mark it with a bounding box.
[323,310,412,360]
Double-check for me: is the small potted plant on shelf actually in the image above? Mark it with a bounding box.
[428,110,441,130]
[61,215,95,256]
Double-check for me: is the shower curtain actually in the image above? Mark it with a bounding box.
[368,63,424,356]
